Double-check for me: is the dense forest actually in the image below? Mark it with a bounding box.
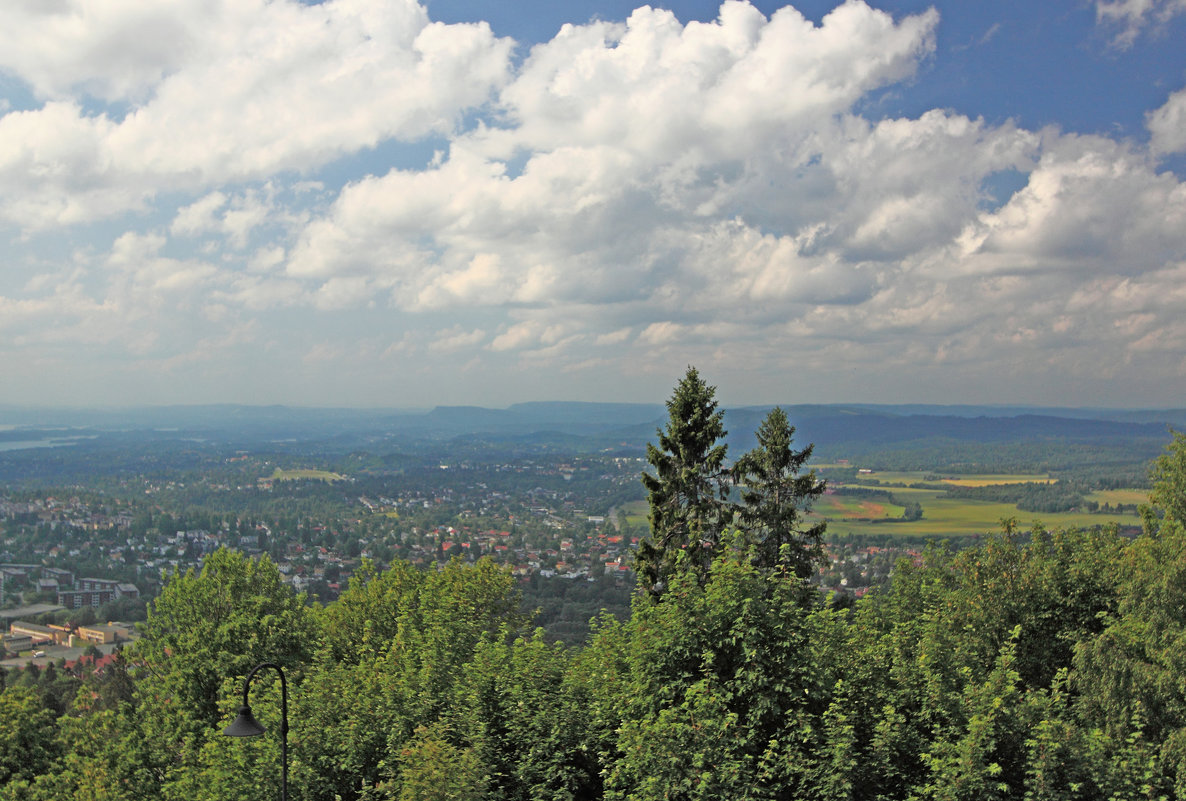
[3,370,1186,800]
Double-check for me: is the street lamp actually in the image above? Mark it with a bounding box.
[223,661,288,801]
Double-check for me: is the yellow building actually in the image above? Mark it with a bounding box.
[76,623,132,644]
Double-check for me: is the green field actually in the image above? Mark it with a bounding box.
[268,468,346,483]
[625,473,1143,539]
[621,499,649,526]
[1087,488,1150,506]
[815,484,1140,538]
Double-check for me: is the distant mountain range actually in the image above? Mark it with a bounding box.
[1,402,1182,455]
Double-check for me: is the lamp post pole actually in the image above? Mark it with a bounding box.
[223,661,288,801]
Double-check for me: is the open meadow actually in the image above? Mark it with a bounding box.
[268,467,347,482]
[815,471,1145,538]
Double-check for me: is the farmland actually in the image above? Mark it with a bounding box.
[813,470,1144,538]
[267,468,347,483]
[623,470,1145,540]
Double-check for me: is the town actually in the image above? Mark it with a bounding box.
[1,452,922,659]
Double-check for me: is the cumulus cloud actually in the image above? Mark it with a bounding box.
[286,1,944,313]
[2,0,1186,406]
[245,1,1186,398]
[1096,0,1186,47]
[0,0,513,229]
[1148,87,1186,154]
[172,189,276,250]
[961,134,1186,274]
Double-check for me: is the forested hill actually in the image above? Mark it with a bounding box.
[0,401,1179,484]
[1,401,1181,448]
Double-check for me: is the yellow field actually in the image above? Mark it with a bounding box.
[269,468,346,483]
[831,470,1055,487]
[940,474,1055,487]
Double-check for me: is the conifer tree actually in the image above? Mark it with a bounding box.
[635,367,730,592]
[732,406,826,577]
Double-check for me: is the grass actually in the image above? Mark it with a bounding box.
[1086,489,1150,506]
[814,485,1141,538]
[269,468,346,483]
[625,477,1145,539]
[620,499,649,526]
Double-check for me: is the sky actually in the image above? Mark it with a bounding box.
[1,0,1185,410]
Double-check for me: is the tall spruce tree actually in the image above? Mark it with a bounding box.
[732,406,826,577]
[636,367,730,591]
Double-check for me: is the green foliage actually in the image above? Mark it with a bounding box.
[605,540,843,800]
[293,557,527,801]
[396,722,487,801]
[83,548,320,801]
[134,548,316,728]
[0,685,59,787]
[1073,515,1186,758]
[918,630,1030,801]
[452,631,600,801]
[941,481,1089,514]
[1150,429,1186,526]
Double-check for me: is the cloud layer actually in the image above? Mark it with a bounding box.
[1,0,1184,407]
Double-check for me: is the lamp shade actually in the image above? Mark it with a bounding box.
[223,705,266,737]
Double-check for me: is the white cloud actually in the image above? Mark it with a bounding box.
[2,1,1186,406]
[961,134,1186,275]
[0,0,208,102]
[286,1,943,313]
[1096,0,1186,47]
[428,326,487,353]
[0,0,514,229]
[171,192,229,238]
[595,327,633,346]
[1148,86,1186,154]
[266,1,1186,405]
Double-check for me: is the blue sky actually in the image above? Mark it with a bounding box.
[1,0,1185,409]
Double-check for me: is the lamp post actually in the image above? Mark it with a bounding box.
[223,661,288,801]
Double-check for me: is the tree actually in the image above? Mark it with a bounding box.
[133,548,315,728]
[107,548,317,800]
[1150,428,1186,527]
[0,685,60,787]
[292,557,525,801]
[636,367,730,591]
[732,406,826,577]
[605,542,844,800]
[396,723,486,801]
